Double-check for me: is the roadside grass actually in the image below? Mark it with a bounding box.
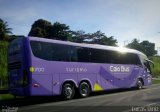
[0,41,9,88]
[150,56,160,78]
[152,78,160,84]
[0,94,14,101]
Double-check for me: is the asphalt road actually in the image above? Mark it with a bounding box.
[2,84,160,112]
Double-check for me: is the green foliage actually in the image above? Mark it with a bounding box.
[0,18,12,41]
[152,78,160,84]
[29,19,117,46]
[71,30,117,46]
[0,41,8,88]
[50,22,71,41]
[28,19,71,41]
[92,31,117,46]
[0,94,14,101]
[149,56,160,77]
[126,38,157,56]
[71,30,88,43]
[28,19,51,38]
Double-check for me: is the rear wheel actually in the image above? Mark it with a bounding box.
[136,79,143,89]
[79,82,90,98]
[62,83,75,100]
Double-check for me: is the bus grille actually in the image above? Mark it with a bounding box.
[8,62,21,70]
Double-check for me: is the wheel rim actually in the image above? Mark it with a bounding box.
[80,84,89,97]
[138,80,142,89]
[64,86,73,99]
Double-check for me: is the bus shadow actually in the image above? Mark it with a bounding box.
[0,95,63,107]
[0,89,9,94]
[0,88,145,107]
[90,87,144,97]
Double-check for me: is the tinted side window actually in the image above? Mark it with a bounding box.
[52,44,77,62]
[90,49,107,63]
[30,41,53,60]
[108,51,119,64]
[114,53,141,65]
[129,54,141,65]
[30,41,141,65]
[77,47,90,62]
[30,41,77,61]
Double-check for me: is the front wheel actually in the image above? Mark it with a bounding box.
[79,82,90,98]
[62,83,75,100]
[136,79,143,89]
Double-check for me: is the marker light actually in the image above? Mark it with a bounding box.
[29,66,35,73]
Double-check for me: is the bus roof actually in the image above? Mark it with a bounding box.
[27,36,147,58]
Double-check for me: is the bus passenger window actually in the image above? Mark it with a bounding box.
[77,47,90,62]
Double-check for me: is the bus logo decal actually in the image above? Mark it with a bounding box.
[110,66,130,73]
[30,66,45,72]
[66,67,87,73]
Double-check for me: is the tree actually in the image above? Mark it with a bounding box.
[127,39,142,50]
[28,19,52,37]
[126,38,157,56]
[29,19,117,46]
[87,31,117,46]
[28,27,44,37]
[71,30,88,43]
[100,36,117,46]
[28,19,72,41]
[140,41,157,56]
[0,18,12,41]
[51,22,71,41]
[0,41,8,88]
[71,30,117,46]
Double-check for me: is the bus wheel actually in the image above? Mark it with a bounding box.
[136,79,143,89]
[79,82,90,98]
[62,83,75,100]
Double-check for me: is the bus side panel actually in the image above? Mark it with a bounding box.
[99,66,115,90]
[142,69,152,86]
[31,75,52,96]
[129,66,141,87]
[100,76,115,90]
[52,74,60,95]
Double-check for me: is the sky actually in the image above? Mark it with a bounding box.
[0,0,160,53]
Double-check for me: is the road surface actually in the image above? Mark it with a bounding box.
[2,84,160,112]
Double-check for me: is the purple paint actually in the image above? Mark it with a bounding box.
[8,36,152,96]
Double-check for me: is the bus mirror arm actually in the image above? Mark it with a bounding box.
[146,59,154,68]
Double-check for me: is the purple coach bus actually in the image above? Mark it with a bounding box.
[8,36,153,99]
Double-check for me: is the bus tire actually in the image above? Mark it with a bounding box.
[62,83,75,100]
[79,82,90,98]
[136,79,143,90]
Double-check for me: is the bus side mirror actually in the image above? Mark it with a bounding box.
[146,68,151,74]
